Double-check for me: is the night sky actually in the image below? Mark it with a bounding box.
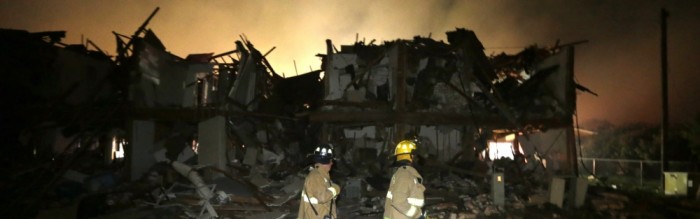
[1,0,699,126]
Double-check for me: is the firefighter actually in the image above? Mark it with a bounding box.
[298,143,341,219]
[384,140,425,219]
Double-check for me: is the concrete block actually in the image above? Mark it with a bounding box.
[549,177,566,208]
[243,147,259,166]
[491,172,505,206]
[570,177,588,208]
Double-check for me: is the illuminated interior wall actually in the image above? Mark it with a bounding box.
[418,126,461,161]
[324,53,358,101]
[486,141,514,160]
[517,128,569,172]
[343,126,386,160]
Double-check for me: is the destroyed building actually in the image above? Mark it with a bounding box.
[1,8,320,218]
[313,29,583,174]
[305,29,594,218]
[6,7,678,219]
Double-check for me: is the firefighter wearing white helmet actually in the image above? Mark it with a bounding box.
[384,140,426,219]
[298,143,340,219]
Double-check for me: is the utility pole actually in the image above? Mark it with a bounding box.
[660,8,669,181]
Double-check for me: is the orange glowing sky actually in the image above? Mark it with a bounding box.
[2,0,699,126]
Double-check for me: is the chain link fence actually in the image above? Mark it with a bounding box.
[577,158,695,190]
[579,158,663,188]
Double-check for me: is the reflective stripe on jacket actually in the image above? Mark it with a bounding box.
[383,165,425,219]
[297,167,340,219]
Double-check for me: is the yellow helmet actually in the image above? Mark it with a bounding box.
[395,140,417,161]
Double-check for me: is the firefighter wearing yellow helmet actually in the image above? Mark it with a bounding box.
[384,140,425,219]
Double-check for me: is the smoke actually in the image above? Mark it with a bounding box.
[1,0,699,124]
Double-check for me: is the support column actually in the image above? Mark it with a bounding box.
[129,120,155,181]
[198,116,228,176]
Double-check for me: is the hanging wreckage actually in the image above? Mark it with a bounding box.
[0,7,605,219]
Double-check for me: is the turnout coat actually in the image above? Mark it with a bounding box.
[383,165,425,219]
[298,166,340,219]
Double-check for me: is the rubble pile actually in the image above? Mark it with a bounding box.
[590,191,628,213]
